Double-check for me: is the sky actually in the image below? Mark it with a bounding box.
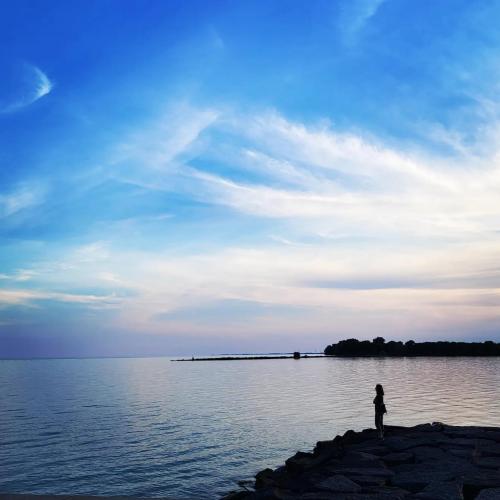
[1,0,500,358]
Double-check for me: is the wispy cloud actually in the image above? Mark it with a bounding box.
[0,64,52,114]
[0,183,46,218]
[49,103,496,339]
[169,110,500,241]
[3,102,500,344]
[0,288,121,309]
[338,0,387,45]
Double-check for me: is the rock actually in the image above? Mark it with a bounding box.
[383,436,437,452]
[245,425,500,500]
[315,474,362,493]
[443,438,496,448]
[314,438,341,452]
[443,426,500,443]
[221,490,253,499]
[365,486,410,499]
[412,446,448,462]
[382,451,414,465]
[448,448,474,459]
[462,470,500,490]
[329,467,395,478]
[474,456,500,469]
[285,451,327,474]
[392,466,461,492]
[350,445,391,456]
[343,451,382,462]
[272,491,336,500]
[478,444,500,457]
[332,456,388,471]
[476,488,500,499]
[349,475,388,487]
[313,439,343,460]
[270,487,298,499]
[255,469,277,488]
[414,481,463,500]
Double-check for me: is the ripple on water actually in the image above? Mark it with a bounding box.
[1,356,500,499]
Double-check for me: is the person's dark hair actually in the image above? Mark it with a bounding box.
[375,384,384,396]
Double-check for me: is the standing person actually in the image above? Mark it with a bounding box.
[373,384,386,439]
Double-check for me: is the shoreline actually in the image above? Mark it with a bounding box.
[223,423,500,499]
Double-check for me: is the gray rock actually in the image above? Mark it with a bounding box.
[476,488,500,500]
[350,475,387,487]
[462,470,500,489]
[447,448,473,459]
[314,439,343,459]
[443,438,495,448]
[443,427,500,443]
[285,451,327,474]
[335,457,386,469]
[270,488,298,500]
[364,486,410,499]
[412,446,448,462]
[255,469,277,488]
[392,466,462,492]
[474,456,500,469]
[221,492,253,500]
[414,481,463,500]
[343,451,382,462]
[273,491,343,500]
[248,424,500,500]
[382,452,414,465]
[329,467,395,478]
[478,444,500,457]
[384,436,437,452]
[350,446,391,456]
[316,474,362,493]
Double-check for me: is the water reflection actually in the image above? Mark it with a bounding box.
[1,356,499,498]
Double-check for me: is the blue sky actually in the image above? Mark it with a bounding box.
[2,0,500,357]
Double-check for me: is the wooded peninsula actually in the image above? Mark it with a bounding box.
[324,337,500,356]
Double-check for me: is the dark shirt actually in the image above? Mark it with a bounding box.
[373,394,385,413]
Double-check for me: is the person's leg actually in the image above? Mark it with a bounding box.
[375,413,383,438]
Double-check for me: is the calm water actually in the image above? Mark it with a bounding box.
[1,357,500,499]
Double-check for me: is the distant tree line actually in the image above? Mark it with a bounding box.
[324,337,500,356]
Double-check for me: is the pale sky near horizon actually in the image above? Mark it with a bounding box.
[1,0,500,357]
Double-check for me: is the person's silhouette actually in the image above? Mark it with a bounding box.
[373,384,386,439]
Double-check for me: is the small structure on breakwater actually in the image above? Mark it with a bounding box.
[222,423,500,499]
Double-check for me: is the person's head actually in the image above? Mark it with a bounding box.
[375,384,384,396]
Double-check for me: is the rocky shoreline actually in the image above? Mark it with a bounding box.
[222,423,500,500]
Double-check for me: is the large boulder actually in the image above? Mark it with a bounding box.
[315,474,362,493]
[462,470,500,498]
[412,446,448,462]
[285,452,328,474]
[476,488,500,499]
[381,451,414,465]
[414,481,464,500]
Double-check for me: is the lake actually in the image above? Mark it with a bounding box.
[1,356,500,499]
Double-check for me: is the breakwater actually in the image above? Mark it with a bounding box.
[223,423,500,499]
[174,354,323,362]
